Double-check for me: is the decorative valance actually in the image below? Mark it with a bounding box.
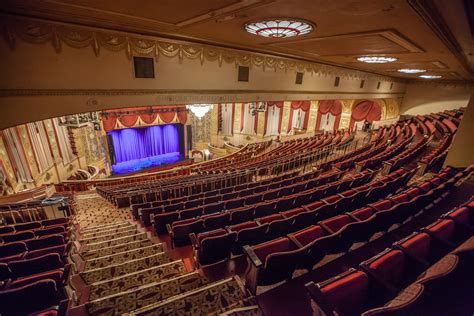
[101,106,188,132]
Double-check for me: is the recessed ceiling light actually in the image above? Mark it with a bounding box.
[357,56,398,64]
[397,68,426,74]
[244,19,314,38]
[419,75,442,79]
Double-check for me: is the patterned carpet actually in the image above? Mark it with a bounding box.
[75,192,129,228]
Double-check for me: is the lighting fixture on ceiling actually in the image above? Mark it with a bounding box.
[244,19,314,38]
[419,75,442,79]
[186,104,213,119]
[357,56,398,64]
[397,68,426,74]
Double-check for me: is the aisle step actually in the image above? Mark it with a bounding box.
[86,272,210,315]
[83,243,165,271]
[88,260,188,301]
[80,239,153,260]
[128,277,247,315]
[80,227,138,244]
[84,232,148,252]
[81,252,172,284]
[80,221,132,233]
[80,225,138,239]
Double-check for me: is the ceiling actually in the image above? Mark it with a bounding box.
[1,0,472,81]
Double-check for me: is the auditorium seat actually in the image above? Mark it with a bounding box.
[153,211,179,234]
[191,229,236,266]
[229,207,254,224]
[1,231,35,243]
[203,212,230,230]
[244,237,302,293]
[0,279,68,316]
[0,242,27,263]
[168,218,204,247]
[230,222,268,255]
[25,235,65,251]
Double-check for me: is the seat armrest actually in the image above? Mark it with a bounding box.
[190,233,199,249]
[243,245,262,268]
[166,224,173,236]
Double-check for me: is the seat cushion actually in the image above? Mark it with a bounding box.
[253,237,292,262]
[320,270,369,315]
[427,219,456,243]
[291,225,324,246]
[400,233,431,261]
[321,215,352,233]
[368,250,405,286]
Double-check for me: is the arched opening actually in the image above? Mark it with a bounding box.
[315,100,342,132]
[349,100,382,131]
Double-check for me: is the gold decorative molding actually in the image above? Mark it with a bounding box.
[0,14,404,82]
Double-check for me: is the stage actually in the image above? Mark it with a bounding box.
[111,152,185,175]
[107,123,187,176]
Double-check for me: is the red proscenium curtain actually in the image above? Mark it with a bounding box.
[349,101,382,130]
[102,116,117,132]
[177,109,187,124]
[140,107,157,124]
[240,103,245,132]
[315,100,343,131]
[264,101,284,134]
[287,101,311,132]
[159,111,177,123]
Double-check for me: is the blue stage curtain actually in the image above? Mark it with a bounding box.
[109,124,180,163]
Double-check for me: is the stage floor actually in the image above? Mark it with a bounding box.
[111,152,184,175]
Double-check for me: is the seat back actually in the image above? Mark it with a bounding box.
[198,231,237,265]
[9,253,63,279]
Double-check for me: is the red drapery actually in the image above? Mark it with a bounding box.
[102,116,117,132]
[349,101,382,130]
[231,104,235,133]
[287,101,311,132]
[315,100,342,131]
[159,111,176,123]
[177,110,187,124]
[101,105,187,132]
[264,101,284,135]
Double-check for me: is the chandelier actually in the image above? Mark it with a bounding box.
[187,104,213,119]
[419,74,442,79]
[398,68,426,74]
[244,19,314,38]
[357,56,398,64]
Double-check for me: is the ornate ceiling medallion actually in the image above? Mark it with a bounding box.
[419,74,442,79]
[356,56,398,64]
[244,19,314,38]
[397,68,426,74]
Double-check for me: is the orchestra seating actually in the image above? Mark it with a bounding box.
[0,108,469,315]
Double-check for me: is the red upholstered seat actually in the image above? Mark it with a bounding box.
[352,207,375,221]
[253,237,293,262]
[197,228,227,243]
[430,177,443,186]
[319,270,370,315]
[447,207,470,226]
[390,193,410,204]
[405,187,422,198]
[418,182,432,192]
[14,222,42,232]
[281,207,305,218]
[305,201,325,212]
[9,270,64,288]
[321,215,352,234]
[367,250,405,287]
[290,225,325,246]
[229,221,258,232]
[399,232,432,262]
[426,219,455,243]
[1,231,35,243]
[370,200,394,212]
[258,214,283,224]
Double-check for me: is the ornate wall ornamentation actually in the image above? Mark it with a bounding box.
[0,14,404,82]
[189,111,212,149]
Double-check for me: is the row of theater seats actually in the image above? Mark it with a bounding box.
[166,170,363,247]
[132,170,306,226]
[191,168,412,266]
[241,166,469,294]
[306,197,473,316]
[0,217,72,315]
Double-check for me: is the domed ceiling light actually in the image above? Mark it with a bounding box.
[398,68,426,74]
[356,56,398,64]
[244,19,314,38]
[419,74,442,79]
